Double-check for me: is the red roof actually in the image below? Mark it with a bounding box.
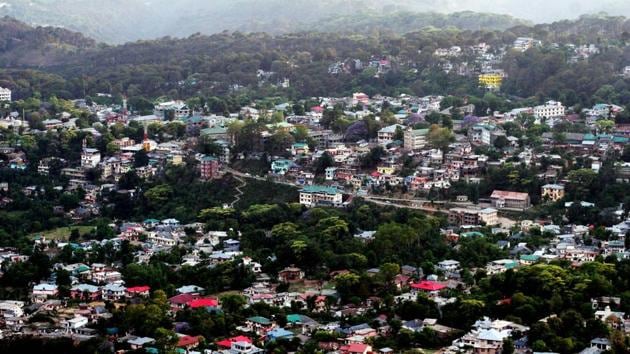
[187,297,219,308]
[177,335,202,348]
[341,343,370,353]
[126,286,150,293]
[311,106,324,113]
[410,280,446,292]
[216,335,252,348]
[169,293,196,305]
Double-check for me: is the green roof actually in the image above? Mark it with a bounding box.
[247,316,272,325]
[201,127,228,136]
[520,254,540,262]
[300,185,340,195]
[287,314,301,323]
[75,265,90,273]
[409,129,429,136]
[461,231,485,238]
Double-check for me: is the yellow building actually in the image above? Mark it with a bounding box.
[479,73,503,89]
[542,184,565,202]
[377,166,396,175]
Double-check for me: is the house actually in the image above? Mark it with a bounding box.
[479,73,503,89]
[513,37,536,51]
[534,101,565,119]
[177,335,203,350]
[63,315,89,333]
[199,156,221,180]
[377,124,405,144]
[271,159,293,175]
[267,327,294,341]
[176,285,205,294]
[291,143,310,156]
[339,343,373,354]
[299,185,343,207]
[486,259,518,275]
[589,338,612,352]
[70,284,101,301]
[0,87,11,101]
[126,286,151,298]
[437,260,461,274]
[217,336,253,349]
[32,284,58,302]
[469,124,505,146]
[225,341,264,354]
[542,184,565,202]
[490,190,531,210]
[244,316,275,335]
[81,148,101,168]
[410,280,446,294]
[278,266,305,283]
[448,207,498,226]
[102,283,126,300]
[187,297,219,309]
[128,337,156,350]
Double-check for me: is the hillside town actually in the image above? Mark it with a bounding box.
[0,77,629,354]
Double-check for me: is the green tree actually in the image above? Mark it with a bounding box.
[428,124,455,151]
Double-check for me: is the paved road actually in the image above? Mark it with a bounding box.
[223,167,517,225]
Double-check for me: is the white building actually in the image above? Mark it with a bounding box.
[404,128,429,150]
[437,260,461,273]
[377,124,405,144]
[0,87,11,102]
[299,185,343,207]
[533,101,565,119]
[81,148,102,168]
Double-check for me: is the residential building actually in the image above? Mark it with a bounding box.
[513,37,535,51]
[81,148,101,168]
[490,190,531,210]
[469,124,505,146]
[271,159,293,175]
[448,207,498,226]
[0,87,11,102]
[534,101,565,119]
[32,284,58,302]
[542,184,565,202]
[299,185,343,207]
[377,124,405,144]
[278,266,305,283]
[199,156,221,180]
[404,129,429,150]
[479,73,503,89]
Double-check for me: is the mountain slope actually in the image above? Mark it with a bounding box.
[0,0,531,43]
[0,16,95,67]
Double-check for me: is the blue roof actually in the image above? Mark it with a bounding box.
[267,328,294,339]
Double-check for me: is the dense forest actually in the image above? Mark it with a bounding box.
[0,15,630,108]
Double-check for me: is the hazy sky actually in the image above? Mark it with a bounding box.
[425,0,630,22]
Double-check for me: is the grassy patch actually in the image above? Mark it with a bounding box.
[29,225,95,241]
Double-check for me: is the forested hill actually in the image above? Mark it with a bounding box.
[0,16,95,67]
[0,0,528,43]
[305,11,530,34]
[0,15,630,110]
